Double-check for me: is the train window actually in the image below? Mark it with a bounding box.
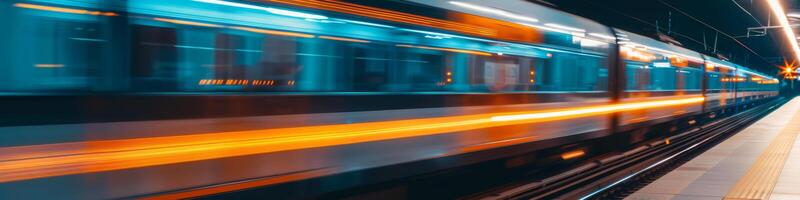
[123,0,611,94]
[3,1,612,96]
[622,56,703,95]
[1,3,115,92]
[1,1,780,98]
[617,31,703,97]
[704,62,737,94]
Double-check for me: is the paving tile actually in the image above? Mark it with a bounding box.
[678,182,733,197]
[769,193,800,200]
[629,98,800,199]
[637,179,694,194]
[671,194,724,200]
[772,185,800,195]
[772,137,800,196]
[625,193,674,200]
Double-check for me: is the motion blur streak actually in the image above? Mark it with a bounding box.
[561,150,586,160]
[0,97,703,183]
[766,0,800,61]
[396,44,493,56]
[141,168,337,200]
[13,3,117,16]
[491,97,706,122]
[447,1,539,23]
[152,18,224,28]
[264,0,497,36]
[318,35,371,43]
[230,26,316,38]
[194,0,329,19]
[33,64,64,68]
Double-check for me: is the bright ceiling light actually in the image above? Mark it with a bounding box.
[788,12,800,18]
[767,0,800,61]
[449,1,538,23]
[193,0,327,19]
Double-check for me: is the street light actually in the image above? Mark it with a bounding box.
[780,59,799,90]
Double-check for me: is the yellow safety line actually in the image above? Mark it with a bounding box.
[724,105,800,200]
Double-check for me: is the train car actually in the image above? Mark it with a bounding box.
[0,0,781,199]
[702,57,780,112]
[614,29,705,132]
[705,57,743,112]
[734,66,780,104]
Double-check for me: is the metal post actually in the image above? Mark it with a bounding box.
[713,32,719,53]
[668,11,672,35]
[608,28,625,136]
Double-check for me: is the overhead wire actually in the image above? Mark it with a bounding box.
[657,0,776,68]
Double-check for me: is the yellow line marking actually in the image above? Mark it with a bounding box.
[724,105,800,200]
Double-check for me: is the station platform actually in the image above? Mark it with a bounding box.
[627,97,800,200]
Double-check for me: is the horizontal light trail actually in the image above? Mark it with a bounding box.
[0,96,703,183]
[396,44,493,56]
[153,18,223,27]
[318,35,371,43]
[14,3,118,16]
[230,26,315,38]
[491,97,704,122]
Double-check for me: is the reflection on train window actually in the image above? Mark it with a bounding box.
[127,8,610,93]
[1,5,112,91]
[705,66,736,94]
[622,49,702,94]
[3,1,610,94]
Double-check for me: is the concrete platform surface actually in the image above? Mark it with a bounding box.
[627,97,800,200]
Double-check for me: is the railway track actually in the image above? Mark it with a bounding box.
[473,97,787,200]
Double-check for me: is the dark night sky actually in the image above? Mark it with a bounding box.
[536,0,794,75]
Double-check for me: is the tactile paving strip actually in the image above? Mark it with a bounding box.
[724,107,800,200]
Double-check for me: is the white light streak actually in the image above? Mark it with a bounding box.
[545,23,586,32]
[193,0,328,19]
[448,1,539,23]
[768,0,800,61]
[589,33,617,40]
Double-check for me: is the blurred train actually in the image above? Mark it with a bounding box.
[0,0,781,199]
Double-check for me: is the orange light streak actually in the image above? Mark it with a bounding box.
[153,18,223,27]
[264,0,496,37]
[705,63,715,71]
[0,96,703,183]
[758,79,780,84]
[230,26,315,38]
[318,35,370,43]
[14,3,117,16]
[620,46,656,62]
[490,97,704,122]
[721,77,746,82]
[561,150,586,160]
[143,168,336,200]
